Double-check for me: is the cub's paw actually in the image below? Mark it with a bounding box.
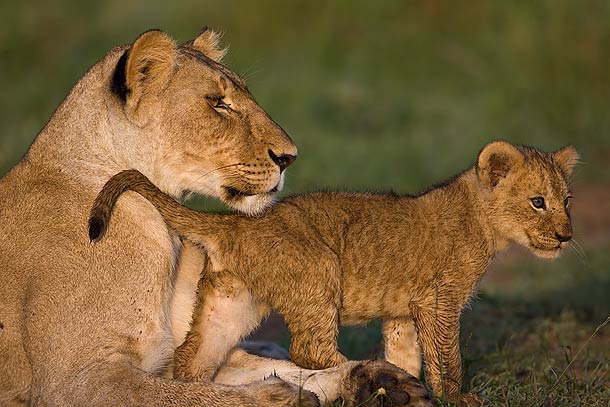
[343,360,432,406]
[460,392,483,407]
[245,376,320,407]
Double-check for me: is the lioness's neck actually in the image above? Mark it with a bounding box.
[22,48,151,189]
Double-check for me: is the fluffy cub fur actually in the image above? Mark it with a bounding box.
[90,141,578,404]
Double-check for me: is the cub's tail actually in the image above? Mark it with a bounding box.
[88,169,217,245]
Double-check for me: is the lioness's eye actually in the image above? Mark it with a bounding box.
[207,97,230,110]
[531,196,546,210]
[564,195,572,209]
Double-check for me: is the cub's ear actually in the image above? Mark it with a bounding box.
[183,27,227,62]
[477,141,524,189]
[118,29,177,126]
[552,145,580,178]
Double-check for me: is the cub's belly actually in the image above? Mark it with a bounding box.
[339,281,410,325]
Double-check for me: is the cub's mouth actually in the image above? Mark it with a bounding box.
[525,231,567,260]
[529,242,563,259]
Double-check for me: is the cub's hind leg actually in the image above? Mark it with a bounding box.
[174,272,270,381]
[383,318,422,378]
[279,250,347,370]
[286,305,347,370]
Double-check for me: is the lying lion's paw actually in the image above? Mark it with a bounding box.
[343,360,432,406]
[245,376,319,407]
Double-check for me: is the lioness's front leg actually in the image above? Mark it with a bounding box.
[174,273,270,381]
[216,349,433,406]
[413,307,463,403]
[383,318,422,378]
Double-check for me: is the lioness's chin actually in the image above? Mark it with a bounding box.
[220,175,284,215]
[225,193,276,216]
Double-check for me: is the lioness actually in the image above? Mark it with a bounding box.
[90,141,579,405]
[0,28,429,406]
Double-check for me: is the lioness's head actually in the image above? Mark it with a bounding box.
[109,28,296,215]
[476,141,579,259]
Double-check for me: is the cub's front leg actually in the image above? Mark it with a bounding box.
[412,306,465,404]
[382,317,422,378]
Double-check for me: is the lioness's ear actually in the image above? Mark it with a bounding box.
[184,27,227,62]
[552,145,580,178]
[123,30,177,126]
[477,141,524,189]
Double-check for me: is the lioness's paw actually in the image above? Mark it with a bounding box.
[343,360,432,406]
[245,376,319,407]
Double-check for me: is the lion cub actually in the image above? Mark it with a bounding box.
[89,141,578,404]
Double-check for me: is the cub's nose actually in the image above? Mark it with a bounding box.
[555,231,572,243]
[268,149,297,173]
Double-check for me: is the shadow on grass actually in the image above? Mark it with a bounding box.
[459,260,610,407]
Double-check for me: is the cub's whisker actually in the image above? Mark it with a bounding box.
[569,238,587,265]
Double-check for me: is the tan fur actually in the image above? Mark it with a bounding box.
[1,26,431,407]
[124,30,177,126]
[0,27,335,407]
[91,141,578,405]
[187,27,228,62]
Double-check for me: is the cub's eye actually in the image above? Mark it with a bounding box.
[530,196,546,210]
[207,97,230,110]
[564,195,572,209]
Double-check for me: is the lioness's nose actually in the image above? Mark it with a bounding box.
[555,231,572,243]
[268,149,297,173]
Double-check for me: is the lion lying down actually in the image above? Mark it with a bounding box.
[0,27,431,407]
[90,141,578,405]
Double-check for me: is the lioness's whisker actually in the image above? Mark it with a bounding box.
[194,163,245,183]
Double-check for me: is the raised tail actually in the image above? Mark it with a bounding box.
[88,169,217,245]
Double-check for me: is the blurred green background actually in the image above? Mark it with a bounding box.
[2,0,610,187]
[1,1,608,405]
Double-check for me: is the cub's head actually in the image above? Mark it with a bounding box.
[476,141,579,259]
[109,28,296,215]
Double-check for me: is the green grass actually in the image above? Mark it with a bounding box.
[459,246,610,407]
[1,2,609,405]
